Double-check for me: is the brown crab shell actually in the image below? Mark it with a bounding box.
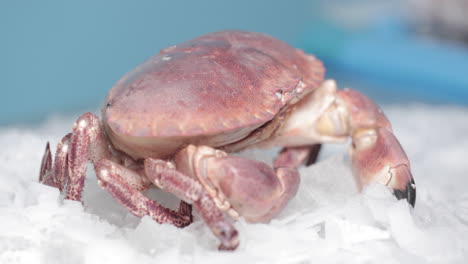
[102,31,324,158]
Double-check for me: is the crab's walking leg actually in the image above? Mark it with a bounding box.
[144,158,239,250]
[39,113,116,200]
[142,159,194,223]
[95,159,191,228]
[40,134,71,190]
[39,143,53,185]
[316,81,416,205]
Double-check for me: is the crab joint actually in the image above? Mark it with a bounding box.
[351,128,378,151]
[315,100,349,137]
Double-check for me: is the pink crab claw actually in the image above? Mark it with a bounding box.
[351,127,416,206]
[263,80,416,206]
[174,145,301,223]
[337,89,416,206]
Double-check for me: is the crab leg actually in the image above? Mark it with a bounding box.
[39,113,117,200]
[144,158,239,250]
[39,133,71,190]
[39,143,53,185]
[95,159,191,228]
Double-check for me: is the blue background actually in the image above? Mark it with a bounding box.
[2,1,467,125]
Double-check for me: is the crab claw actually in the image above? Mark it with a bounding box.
[208,156,301,222]
[351,127,416,207]
[175,145,300,223]
[313,86,416,206]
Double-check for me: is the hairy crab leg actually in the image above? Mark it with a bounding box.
[39,113,191,227]
[40,134,67,187]
[145,158,239,250]
[95,159,191,228]
[40,133,73,191]
[39,113,123,200]
[64,113,111,200]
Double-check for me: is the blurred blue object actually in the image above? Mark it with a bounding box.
[302,17,468,105]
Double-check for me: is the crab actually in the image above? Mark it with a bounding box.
[39,30,416,250]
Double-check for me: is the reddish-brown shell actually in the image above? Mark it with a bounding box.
[103,31,324,138]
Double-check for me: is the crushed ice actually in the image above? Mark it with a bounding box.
[1,104,468,263]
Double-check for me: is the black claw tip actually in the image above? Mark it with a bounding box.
[393,178,416,207]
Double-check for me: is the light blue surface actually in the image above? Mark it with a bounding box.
[1,0,313,125]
